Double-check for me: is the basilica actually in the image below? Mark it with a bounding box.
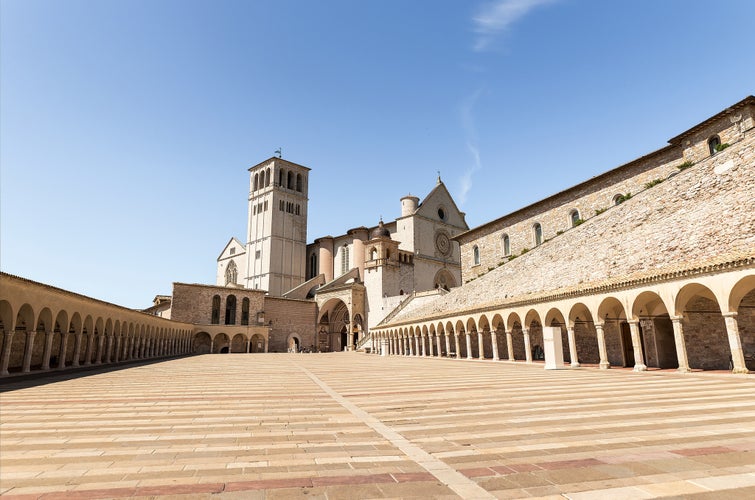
[1,96,753,376]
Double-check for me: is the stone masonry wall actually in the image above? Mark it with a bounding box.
[264,297,317,352]
[171,283,265,325]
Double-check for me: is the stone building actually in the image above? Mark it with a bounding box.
[1,96,753,377]
[370,96,755,374]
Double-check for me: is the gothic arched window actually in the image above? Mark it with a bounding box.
[473,245,480,266]
[341,245,350,275]
[225,260,238,285]
[502,234,510,256]
[708,135,721,155]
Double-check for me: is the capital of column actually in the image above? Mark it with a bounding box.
[722,312,738,319]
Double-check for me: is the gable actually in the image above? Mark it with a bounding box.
[217,237,246,261]
[414,182,468,229]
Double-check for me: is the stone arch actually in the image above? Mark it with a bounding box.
[524,309,543,362]
[477,314,492,359]
[231,333,247,353]
[433,269,456,291]
[214,333,230,353]
[318,298,351,352]
[455,319,467,358]
[506,312,524,361]
[728,275,755,314]
[676,283,728,370]
[631,291,675,370]
[598,296,630,367]
[193,331,211,354]
[286,333,302,353]
[491,313,507,360]
[253,172,259,191]
[568,302,600,365]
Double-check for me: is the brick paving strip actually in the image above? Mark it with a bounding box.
[293,360,497,499]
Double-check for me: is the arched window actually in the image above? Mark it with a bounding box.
[473,245,480,266]
[308,252,318,279]
[708,135,721,155]
[533,223,543,246]
[570,209,581,227]
[241,298,250,325]
[225,295,237,325]
[211,295,221,324]
[612,194,623,205]
[225,260,238,285]
[278,169,285,187]
[296,173,303,192]
[502,234,510,256]
[341,245,350,275]
[253,173,259,191]
[287,171,293,189]
[265,168,271,187]
[370,248,378,260]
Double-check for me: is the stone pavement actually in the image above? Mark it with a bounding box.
[1,353,754,499]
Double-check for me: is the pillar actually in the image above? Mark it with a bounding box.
[465,331,472,360]
[445,333,451,357]
[595,323,610,369]
[566,327,580,367]
[523,328,532,363]
[114,336,121,362]
[491,329,500,361]
[454,332,461,359]
[1,330,14,375]
[670,317,691,373]
[628,320,647,371]
[42,330,54,370]
[478,330,484,359]
[72,333,83,367]
[96,335,106,364]
[421,334,427,356]
[436,333,442,357]
[22,330,37,373]
[316,236,335,283]
[723,313,748,374]
[409,335,414,356]
[506,330,514,361]
[58,334,69,369]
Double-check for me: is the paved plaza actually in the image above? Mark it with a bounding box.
[1,354,754,499]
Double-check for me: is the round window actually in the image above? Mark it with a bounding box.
[438,208,446,220]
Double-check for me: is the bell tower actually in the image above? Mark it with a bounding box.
[245,157,310,295]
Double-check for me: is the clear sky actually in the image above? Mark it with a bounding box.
[2,0,754,309]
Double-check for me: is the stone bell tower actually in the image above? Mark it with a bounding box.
[245,157,310,295]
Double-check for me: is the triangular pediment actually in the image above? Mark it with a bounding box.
[217,237,246,261]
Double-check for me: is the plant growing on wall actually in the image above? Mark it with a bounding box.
[715,142,730,152]
[644,179,664,189]
[678,160,694,170]
[594,207,608,215]
[615,192,632,204]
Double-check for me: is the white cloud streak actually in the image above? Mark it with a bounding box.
[472,0,557,51]
[458,89,484,205]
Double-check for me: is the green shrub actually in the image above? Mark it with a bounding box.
[678,160,694,170]
[520,248,529,255]
[595,207,608,215]
[615,192,632,204]
[715,142,730,152]
[573,218,585,226]
[644,179,663,189]
[556,230,564,235]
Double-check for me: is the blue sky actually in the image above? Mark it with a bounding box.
[2,0,754,308]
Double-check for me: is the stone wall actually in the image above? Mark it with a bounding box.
[264,297,317,352]
[171,283,265,326]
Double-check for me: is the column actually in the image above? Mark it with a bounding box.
[96,335,106,364]
[454,332,461,359]
[427,334,434,356]
[420,334,427,356]
[83,334,95,365]
[566,327,580,367]
[409,335,414,356]
[723,313,748,374]
[1,330,15,375]
[491,329,500,361]
[105,335,114,363]
[477,331,484,359]
[670,317,691,373]
[72,333,83,367]
[436,333,442,357]
[42,330,54,370]
[628,320,647,371]
[465,331,472,360]
[22,330,37,373]
[506,330,514,361]
[445,333,451,357]
[595,323,610,369]
[114,336,121,362]
[523,328,532,363]
[347,331,354,352]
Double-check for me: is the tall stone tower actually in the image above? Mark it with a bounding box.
[245,157,310,295]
